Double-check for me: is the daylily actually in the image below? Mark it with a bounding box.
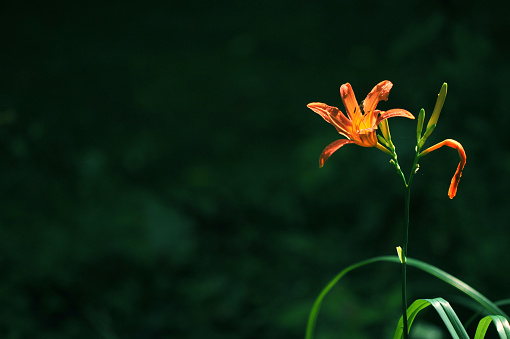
[420,139,466,199]
[308,80,414,167]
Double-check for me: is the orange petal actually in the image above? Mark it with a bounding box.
[319,139,356,167]
[363,80,393,125]
[307,102,352,138]
[375,108,415,125]
[448,162,464,199]
[420,139,466,199]
[356,130,378,147]
[340,83,362,124]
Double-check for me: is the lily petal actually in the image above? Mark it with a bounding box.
[420,139,466,199]
[375,109,415,126]
[340,83,362,127]
[319,139,356,168]
[362,80,393,126]
[307,102,352,138]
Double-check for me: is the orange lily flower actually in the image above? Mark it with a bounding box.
[308,80,414,167]
[420,139,466,199]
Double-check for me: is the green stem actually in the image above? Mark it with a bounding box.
[401,260,408,338]
[402,184,410,339]
[390,153,409,339]
[401,149,421,338]
[385,114,425,338]
[391,146,420,339]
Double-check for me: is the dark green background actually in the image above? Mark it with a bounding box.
[1,0,509,338]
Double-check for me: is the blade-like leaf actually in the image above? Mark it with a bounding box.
[430,298,470,339]
[474,315,510,339]
[393,299,431,339]
[394,298,469,339]
[430,298,459,337]
[497,299,510,307]
[305,256,384,339]
[405,257,508,318]
[475,316,493,339]
[306,256,508,339]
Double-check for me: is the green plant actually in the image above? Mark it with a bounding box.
[306,81,507,338]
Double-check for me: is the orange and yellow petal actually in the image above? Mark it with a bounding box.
[375,108,415,126]
[355,129,378,147]
[362,80,393,126]
[319,139,356,167]
[307,102,352,138]
[340,83,362,127]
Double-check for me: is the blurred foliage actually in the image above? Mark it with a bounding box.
[1,0,510,337]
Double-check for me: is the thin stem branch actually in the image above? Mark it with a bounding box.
[400,148,421,339]
[401,184,411,339]
[390,145,421,339]
[401,259,408,338]
[385,124,425,338]
[389,152,409,339]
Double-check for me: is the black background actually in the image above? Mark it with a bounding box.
[1,0,509,337]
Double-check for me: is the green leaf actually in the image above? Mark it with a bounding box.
[306,256,508,339]
[394,298,469,339]
[405,257,508,318]
[496,299,510,307]
[432,297,470,339]
[474,315,510,339]
[393,299,431,339]
[305,256,384,339]
[475,316,493,339]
